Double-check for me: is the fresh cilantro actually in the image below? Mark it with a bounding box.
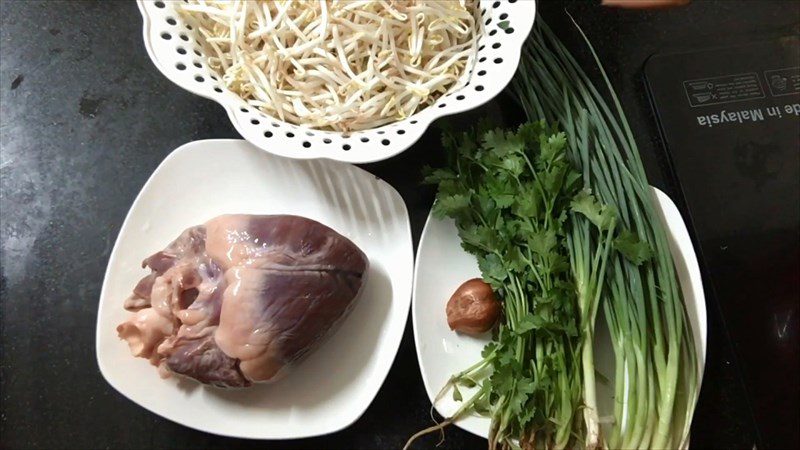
[486,175,516,209]
[481,341,497,359]
[452,384,463,402]
[516,313,546,334]
[482,128,524,159]
[432,193,471,219]
[512,186,541,219]
[614,229,654,265]
[422,166,457,185]
[507,379,535,418]
[528,229,557,256]
[478,253,507,285]
[571,189,616,230]
[459,377,477,389]
[423,121,593,448]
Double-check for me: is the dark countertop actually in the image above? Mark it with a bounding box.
[0,1,796,449]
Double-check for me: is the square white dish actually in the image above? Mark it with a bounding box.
[96,139,413,439]
[412,187,707,440]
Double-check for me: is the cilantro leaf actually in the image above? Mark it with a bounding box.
[500,155,525,178]
[507,379,535,418]
[504,246,527,274]
[440,129,457,152]
[548,252,570,274]
[512,186,541,219]
[473,393,491,416]
[504,219,530,246]
[541,162,568,197]
[516,120,544,148]
[432,193,471,219]
[476,192,496,217]
[475,117,498,137]
[539,132,567,164]
[478,253,507,285]
[528,229,557,256]
[614,229,654,265]
[481,341,497,359]
[490,356,517,393]
[486,176,516,209]
[564,168,582,193]
[459,377,477,389]
[482,128,524,159]
[459,224,501,253]
[516,313,546,334]
[571,189,616,230]
[422,166,457,185]
[452,384,463,402]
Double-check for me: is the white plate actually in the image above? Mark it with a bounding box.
[96,139,413,439]
[412,187,707,439]
[137,0,536,163]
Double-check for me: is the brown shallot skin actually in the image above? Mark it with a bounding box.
[446,278,500,335]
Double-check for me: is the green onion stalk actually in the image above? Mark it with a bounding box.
[511,18,700,449]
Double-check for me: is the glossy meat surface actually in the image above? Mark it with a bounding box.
[117,215,368,387]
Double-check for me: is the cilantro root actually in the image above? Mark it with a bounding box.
[403,418,454,450]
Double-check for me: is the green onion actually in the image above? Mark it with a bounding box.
[407,16,700,450]
[512,18,700,449]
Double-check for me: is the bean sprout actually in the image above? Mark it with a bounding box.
[179,0,482,132]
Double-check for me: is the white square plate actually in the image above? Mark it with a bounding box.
[96,139,413,439]
[412,187,707,441]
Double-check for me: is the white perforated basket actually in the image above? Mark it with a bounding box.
[138,0,536,163]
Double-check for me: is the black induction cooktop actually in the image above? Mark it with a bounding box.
[645,37,800,450]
